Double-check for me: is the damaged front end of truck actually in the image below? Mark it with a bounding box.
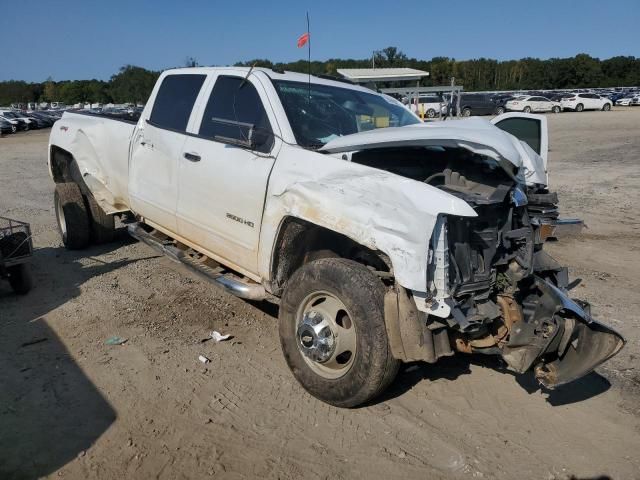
[320,121,624,389]
[420,181,624,388]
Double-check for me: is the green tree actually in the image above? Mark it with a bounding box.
[43,77,59,102]
[109,65,159,103]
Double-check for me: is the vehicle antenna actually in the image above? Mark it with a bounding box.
[240,62,256,88]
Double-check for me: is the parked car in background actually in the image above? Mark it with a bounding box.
[405,95,447,118]
[506,96,561,113]
[452,93,497,116]
[615,95,640,106]
[27,112,56,127]
[0,118,15,134]
[547,93,568,102]
[561,93,612,112]
[0,110,37,130]
[491,94,516,114]
[22,113,48,129]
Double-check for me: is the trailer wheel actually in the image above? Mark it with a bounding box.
[8,263,32,294]
[85,194,115,244]
[279,258,400,408]
[55,183,90,250]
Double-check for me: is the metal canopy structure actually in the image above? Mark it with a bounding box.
[380,85,464,95]
[380,84,466,121]
[337,68,429,84]
[337,68,464,120]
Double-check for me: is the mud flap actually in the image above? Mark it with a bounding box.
[533,281,625,388]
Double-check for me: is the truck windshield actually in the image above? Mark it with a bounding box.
[272,80,419,148]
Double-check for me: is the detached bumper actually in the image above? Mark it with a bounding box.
[534,281,624,388]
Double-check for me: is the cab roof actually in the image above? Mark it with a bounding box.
[162,67,378,95]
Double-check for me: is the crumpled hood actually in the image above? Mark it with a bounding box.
[320,117,525,170]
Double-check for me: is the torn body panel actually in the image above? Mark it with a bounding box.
[258,146,476,293]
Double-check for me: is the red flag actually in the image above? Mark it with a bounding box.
[297,32,310,48]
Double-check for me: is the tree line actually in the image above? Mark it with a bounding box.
[1,49,639,106]
[0,65,160,106]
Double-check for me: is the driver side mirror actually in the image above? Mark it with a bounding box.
[210,117,274,152]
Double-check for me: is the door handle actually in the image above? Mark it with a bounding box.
[183,152,201,162]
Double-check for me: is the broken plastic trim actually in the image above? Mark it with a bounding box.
[534,280,625,388]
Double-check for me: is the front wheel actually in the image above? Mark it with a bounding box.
[279,258,400,407]
[523,106,532,113]
[495,106,505,115]
[602,103,611,111]
[426,108,436,118]
[552,106,561,113]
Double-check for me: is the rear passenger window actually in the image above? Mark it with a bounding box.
[149,74,206,131]
[199,76,273,153]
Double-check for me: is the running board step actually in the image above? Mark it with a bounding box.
[128,223,267,301]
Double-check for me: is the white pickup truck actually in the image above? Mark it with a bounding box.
[48,67,623,407]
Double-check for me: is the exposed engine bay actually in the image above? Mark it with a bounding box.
[352,146,624,388]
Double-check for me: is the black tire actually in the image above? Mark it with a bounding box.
[552,106,561,113]
[11,124,17,134]
[523,106,532,113]
[496,106,505,115]
[602,103,611,111]
[279,258,400,408]
[8,263,32,294]
[85,194,115,244]
[575,103,584,112]
[54,183,90,249]
[426,108,436,118]
[462,107,472,117]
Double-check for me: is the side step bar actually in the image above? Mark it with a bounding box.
[128,223,267,301]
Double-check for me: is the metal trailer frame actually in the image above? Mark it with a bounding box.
[0,216,33,268]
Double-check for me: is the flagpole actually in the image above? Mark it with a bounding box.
[307,12,311,103]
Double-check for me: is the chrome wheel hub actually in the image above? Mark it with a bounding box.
[297,310,335,363]
[296,291,357,379]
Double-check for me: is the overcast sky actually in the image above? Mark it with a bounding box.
[2,0,639,82]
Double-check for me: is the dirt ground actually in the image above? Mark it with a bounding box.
[1,108,639,480]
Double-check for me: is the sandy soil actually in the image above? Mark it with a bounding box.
[1,108,639,480]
